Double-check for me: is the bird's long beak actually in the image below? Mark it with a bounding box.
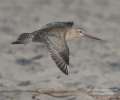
[81,33,105,42]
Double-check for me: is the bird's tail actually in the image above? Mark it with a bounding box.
[11,33,34,45]
[12,41,23,44]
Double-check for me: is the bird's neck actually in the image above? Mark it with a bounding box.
[65,29,80,40]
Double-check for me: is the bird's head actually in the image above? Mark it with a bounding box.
[75,27,86,37]
[66,27,104,41]
[66,27,85,40]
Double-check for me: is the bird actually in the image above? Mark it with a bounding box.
[11,21,104,75]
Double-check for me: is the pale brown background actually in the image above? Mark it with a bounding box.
[0,0,120,100]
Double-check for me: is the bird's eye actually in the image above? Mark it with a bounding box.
[80,30,82,33]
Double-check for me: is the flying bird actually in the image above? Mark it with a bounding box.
[12,21,104,75]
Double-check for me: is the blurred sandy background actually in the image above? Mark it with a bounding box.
[0,0,120,100]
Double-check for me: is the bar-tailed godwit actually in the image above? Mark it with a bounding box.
[12,21,104,75]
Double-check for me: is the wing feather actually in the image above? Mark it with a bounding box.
[41,21,74,31]
[45,35,70,75]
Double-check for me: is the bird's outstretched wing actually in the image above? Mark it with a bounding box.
[41,21,74,31]
[44,32,70,75]
[39,22,73,75]
[11,33,34,44]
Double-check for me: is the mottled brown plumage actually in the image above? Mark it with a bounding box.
[12,21,104,75]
